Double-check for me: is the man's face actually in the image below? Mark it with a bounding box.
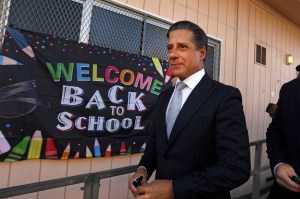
[167,29,206,80]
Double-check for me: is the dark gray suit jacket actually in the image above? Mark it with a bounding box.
[139,74,250,199]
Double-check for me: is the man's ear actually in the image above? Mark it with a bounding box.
[200,47,206,61]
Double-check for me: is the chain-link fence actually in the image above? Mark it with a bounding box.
[0,0,220,80]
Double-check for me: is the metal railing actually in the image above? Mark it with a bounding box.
[0,139,272,199]
[250,139,271,199]
[0,165,137,199]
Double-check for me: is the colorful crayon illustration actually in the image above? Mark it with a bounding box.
[94,138,101,157]
[7,27,36,60]
[86,146,92,158]
[27,130,43,159]
[120,141,126,155]
[61,143,70,160]
[0,130,11,155]
[164,67,172,84]
[105,143,111,157]
[4,135,30,162]
[45,138,58,159]
[152,57,164,77]
[0,55,23,65]
[140,142,146,153]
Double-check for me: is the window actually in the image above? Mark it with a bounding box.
[8,0,82,41]
[143,19,169,59]
[205,38,221,80]
[255,44,266,65]
[89,3,143,55]
[4,0,221,80]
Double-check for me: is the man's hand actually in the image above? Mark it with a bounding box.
[135,179,174,199]
[129,167,148,197]
[275,163,300,192]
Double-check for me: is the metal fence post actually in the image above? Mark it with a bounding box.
[79,0,93,43]
[83,175,94,199]
[82,174,100,199]
[252,142,262,199]
[92,175,100,199]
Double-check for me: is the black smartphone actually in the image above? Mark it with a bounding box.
[132,176,143,188]
[291,176,300,184]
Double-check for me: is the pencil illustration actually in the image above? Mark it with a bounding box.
[126,145,132,155]
[4,135,30,162]
[74,150,79,159]
[94,138,101,157]
[45,138,58,159]
[61,143,70,160]
[140,142,146,153]
[7,27,36,60]
[164,67,172,84]
[86,146,92,158]
[0,55,23,65]
[0,130,11,155]
[27,130,43,159]
[105,143,111,157]
[152,57,164,77]
[120,141,126,155]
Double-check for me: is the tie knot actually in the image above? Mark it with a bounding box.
[176,82,186,91]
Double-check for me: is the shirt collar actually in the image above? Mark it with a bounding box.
[176,68,205,90]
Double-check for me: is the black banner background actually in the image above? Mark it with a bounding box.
[0,28,172,161]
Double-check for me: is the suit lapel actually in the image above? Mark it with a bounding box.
[165,75,215,152]
[159,87,174,142]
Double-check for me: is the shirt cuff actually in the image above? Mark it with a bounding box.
[137,166,148,175]
[273,162,284,177]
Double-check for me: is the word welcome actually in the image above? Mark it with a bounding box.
[46,63,163,95]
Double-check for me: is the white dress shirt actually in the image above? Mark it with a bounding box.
[166,69,205,118]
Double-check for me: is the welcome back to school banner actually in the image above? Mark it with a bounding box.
[0,27,173,161]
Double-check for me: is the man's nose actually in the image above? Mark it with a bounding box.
[168,50,178,60]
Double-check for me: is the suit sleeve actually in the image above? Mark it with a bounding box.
[172,87,251,197]
[266,85,286,173]
[137,92,164,178]
[138,131,157,179]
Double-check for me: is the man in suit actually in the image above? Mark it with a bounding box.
[266,67,300,198]
[128,21,250,199]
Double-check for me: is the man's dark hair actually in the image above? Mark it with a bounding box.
[167,20,208,51]
[296,64,300,72]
